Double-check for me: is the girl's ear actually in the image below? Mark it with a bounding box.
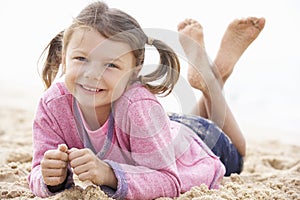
[62,50,66,73]
[129,65,142,82]
[134,65,142,76]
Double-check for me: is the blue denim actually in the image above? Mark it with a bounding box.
[168,112,243,176]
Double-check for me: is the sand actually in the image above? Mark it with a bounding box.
[0,106,299,199]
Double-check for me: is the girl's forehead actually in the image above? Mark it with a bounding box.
[68,28,133,59]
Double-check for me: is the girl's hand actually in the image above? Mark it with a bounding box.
[41,144,69,186]
[68,148,117,189]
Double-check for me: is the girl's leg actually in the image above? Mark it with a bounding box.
[197,17,266,121]
[178,17,265,157]
[168,112,244,176]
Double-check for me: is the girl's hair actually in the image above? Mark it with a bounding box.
[40,1,180,96]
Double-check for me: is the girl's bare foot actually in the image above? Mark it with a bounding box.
[178,19,212,93]
[214,17,266,83]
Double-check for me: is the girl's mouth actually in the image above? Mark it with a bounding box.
[80,84,103,93]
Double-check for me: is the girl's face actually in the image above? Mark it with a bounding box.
[63,28,137,111]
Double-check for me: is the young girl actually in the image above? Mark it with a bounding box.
[28,1,265,199]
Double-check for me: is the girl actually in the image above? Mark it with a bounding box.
[28,1,265,199]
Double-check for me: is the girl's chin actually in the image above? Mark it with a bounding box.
[76,97,112,108]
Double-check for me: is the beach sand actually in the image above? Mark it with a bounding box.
[0,83,299,199]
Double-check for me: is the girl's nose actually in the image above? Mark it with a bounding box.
[83,62,106,80]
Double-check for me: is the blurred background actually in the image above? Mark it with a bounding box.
[0,0,299,144]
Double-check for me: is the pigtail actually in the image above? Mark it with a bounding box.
[39,31,64,89]
[139,39,180,96]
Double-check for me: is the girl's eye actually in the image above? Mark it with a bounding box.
[105,63,118,68]
[74,56,87,62]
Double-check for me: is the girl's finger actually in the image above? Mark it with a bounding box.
[72,162,91,175]
[77,171,93,182]
[41,167,67,177]
[58,144,68,153]
[67,147,79,154]
[41,159,68,169]
[44,150,68,161]
[43,176,66,186]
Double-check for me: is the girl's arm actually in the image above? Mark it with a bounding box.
[103,159,181,199]
[106,98,182,199]
[28,98,74,197]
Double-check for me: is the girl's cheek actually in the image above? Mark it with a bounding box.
[64,73,77,93]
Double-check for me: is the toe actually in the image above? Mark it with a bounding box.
[177,22,185,31]
[178,19,189,31]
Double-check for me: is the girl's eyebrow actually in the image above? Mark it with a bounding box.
[70,49,87,55]
[71,49,126,64]
[109,57,126,64]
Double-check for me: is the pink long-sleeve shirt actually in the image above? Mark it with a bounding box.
[28,82,225,199]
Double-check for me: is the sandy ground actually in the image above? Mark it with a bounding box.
[0,107,299,200]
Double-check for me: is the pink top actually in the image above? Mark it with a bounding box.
[28,82,225,199]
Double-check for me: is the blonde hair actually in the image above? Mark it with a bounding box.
[40,1,180,96]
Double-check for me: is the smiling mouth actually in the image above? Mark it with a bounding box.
[80,84,103,92]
